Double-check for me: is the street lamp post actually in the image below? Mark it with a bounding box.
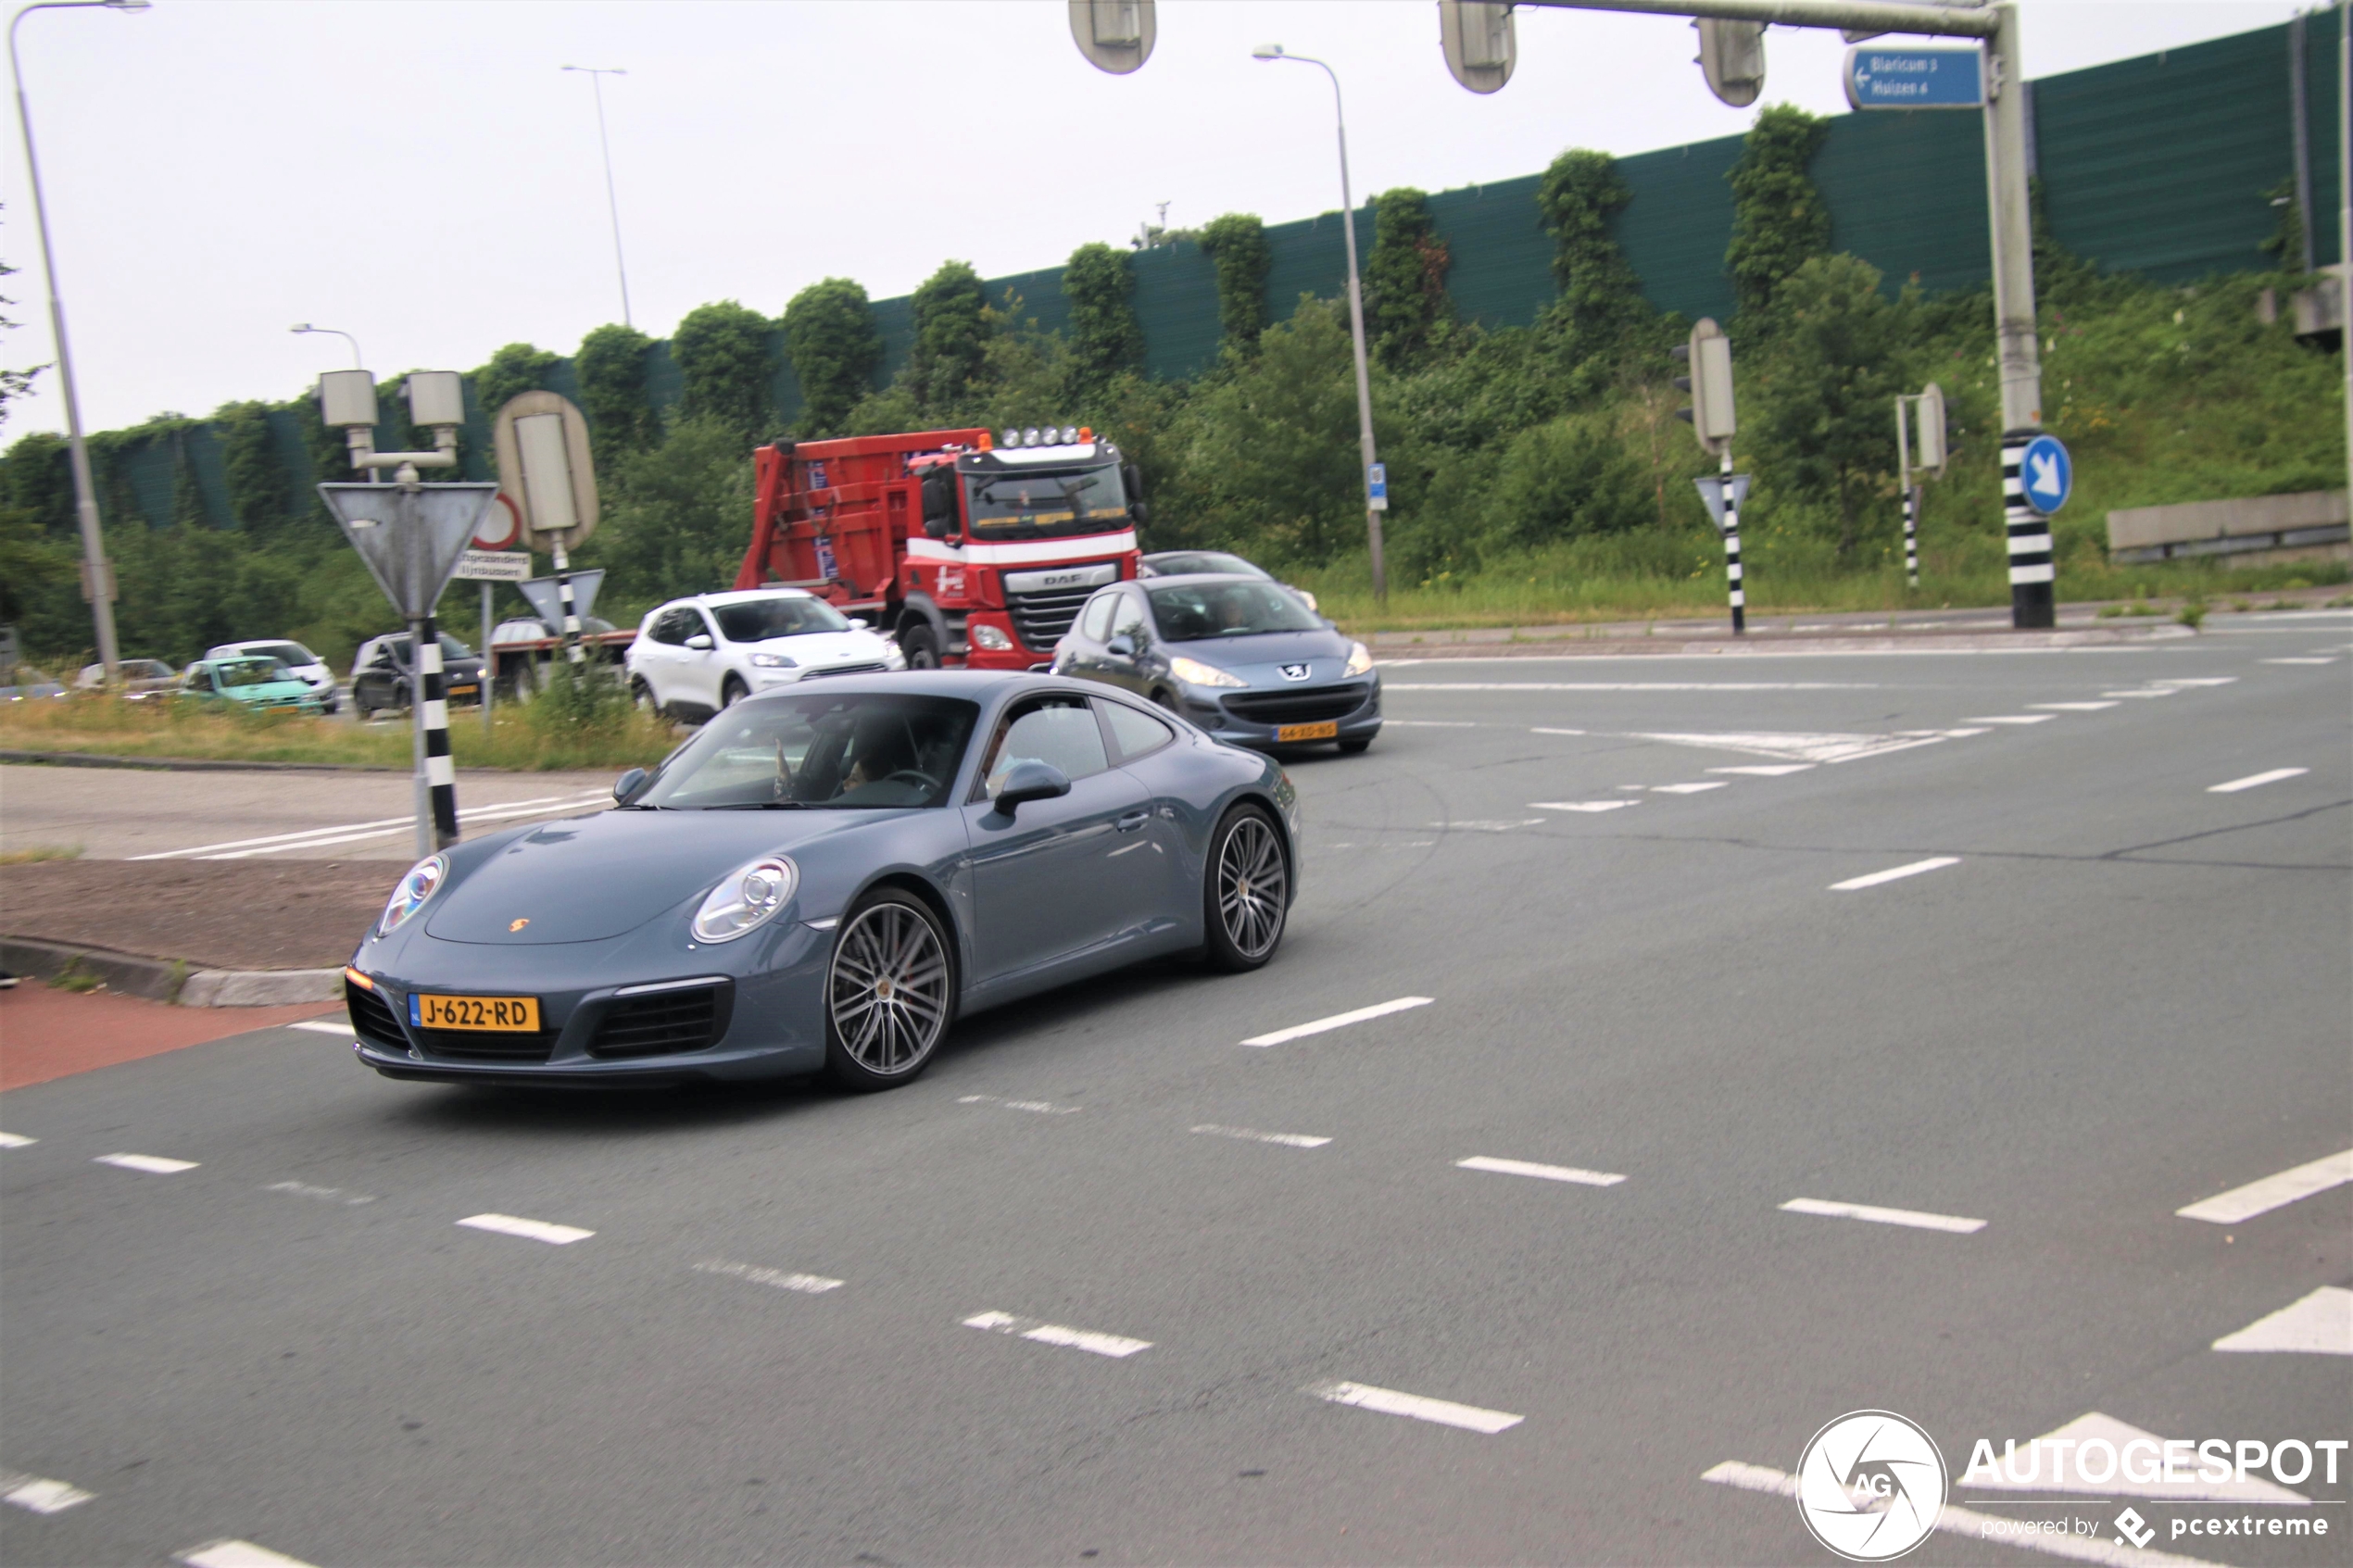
[9,0,149,684]
[291,322,364,369]
[1252,43,1388,602]
[561,65,633,328]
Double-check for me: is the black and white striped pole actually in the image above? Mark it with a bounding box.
[551,536,585,666]
[2001,433,2055,624]
[316,369,499,859]
[1896,382,1943,592]
[1674,317,1742,633]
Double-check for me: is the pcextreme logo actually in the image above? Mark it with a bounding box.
[1796,1411,1949,1562]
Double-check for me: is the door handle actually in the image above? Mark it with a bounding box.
[1116,810,1151,832]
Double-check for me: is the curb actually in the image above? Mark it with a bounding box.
[0,936,342,1008]
[1,750,403,774]
[1370,626,2196,659]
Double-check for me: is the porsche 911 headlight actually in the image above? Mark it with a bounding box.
[1343,641,1373,677]
[377,854,447,938]
[1170,655,1246,689]
[692,853,799,944]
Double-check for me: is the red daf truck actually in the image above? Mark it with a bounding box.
[732,425,1144,670]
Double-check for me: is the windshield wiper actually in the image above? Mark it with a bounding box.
[615,802,673,810]
[706,800,813,809]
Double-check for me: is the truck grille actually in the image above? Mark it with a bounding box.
[1223,684,1372,725]
[346,980,406,1052]
[1005,586,1095,650]
[587,982,733,1059]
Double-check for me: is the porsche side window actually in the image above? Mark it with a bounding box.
[1077,592,1116,644]
[980,697,1109,797]
[1099,700,1175,764]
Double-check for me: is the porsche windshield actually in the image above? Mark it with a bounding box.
[636,693,979,810]
[963,461,1126,540]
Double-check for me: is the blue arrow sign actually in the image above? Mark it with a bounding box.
[1843,45,1984,110]
[2020,434,2072,515]
[1366,461,1389,512]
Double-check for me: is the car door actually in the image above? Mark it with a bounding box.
[1094,696,1190,933]
[1100,588,1152,696]
[1061,590,1118,682]
[962,693,1151,985]
[677,607,724,709]
[635,608,688,708]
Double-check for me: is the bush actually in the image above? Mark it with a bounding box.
[783,279,884,437]
[1198,214,1272,353]
[1485,415,1651,551]
[1063,243,1144,394]
[673,301,776,441]
[909,261,989,415]
[575,323,659,455]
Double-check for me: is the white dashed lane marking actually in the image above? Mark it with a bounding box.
[693,1259,844,1295]
[2211,1286,2352,1355]
[2262,657,2337,664]
[1242,996,1433,1047]
[1650,782,1728,794]
[285,1020,353,1036]
[179,1541,319,1568]
[455,1213,594,1245]
[1965,714,2057,724]
[1829,857,1960,892]
[1708,764,1813,775]
[2032,700,2119,711]
[1529,800,1638,813]
[2,1473,94,1513]
[2175,1148,2353,1223]
[1780,1197,1985,1233]
[1529,726,1587,736]
[1456,1156,1625,1187]
[963,1311,1151,1359]
[1304,1380,1524,1435]
[2208,767,2308,793]
[0,1132,35,1148]
[265,1181,375,1206]
[958,1094,1081,1115]
[1386,682,1874,692]
[1192,1123,1331,1148]
[94,1153,197,1174]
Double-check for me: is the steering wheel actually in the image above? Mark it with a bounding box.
[882,769,938,793]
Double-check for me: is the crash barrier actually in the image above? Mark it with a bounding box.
[2106,490,2352,569]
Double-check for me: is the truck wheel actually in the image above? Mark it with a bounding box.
[900,623,941,670]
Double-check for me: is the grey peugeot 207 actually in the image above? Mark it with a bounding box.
[345,671,1299,1092]
[1051,573,1381,754]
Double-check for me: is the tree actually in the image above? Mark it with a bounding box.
[1483,414,1650,551]
[580,415,755,613]
[575,323,659,454]
[1726,106,1831,324]
[909,261,989,415]
[1199,214,1273,354]
[1536,149,1647,362]
[1063,243,1144,395]
[1747,253,1905,555]
[214,400,296,540]
[1365,188,1451,370]
[783,279,883,437]
[472,343,559,419]
[673,300,775,441]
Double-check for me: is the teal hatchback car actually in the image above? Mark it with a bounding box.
[182,656,326,714]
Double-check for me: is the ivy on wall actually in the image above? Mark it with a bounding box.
[1198,213,1273,354]
[1365,188,1452,370]
[910,262,990,417]
[673,301,776,441]
[1725,105,1832,325]
[1063,242,1144,394]
[1536,148,1648,360]
[471,344,560,420]
[782,279,883,438]
[575,323,659,455]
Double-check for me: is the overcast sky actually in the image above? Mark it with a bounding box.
[0,0,2298,450]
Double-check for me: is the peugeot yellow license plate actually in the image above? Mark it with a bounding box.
[1277,721,1340,742]
[410,993,539,1032]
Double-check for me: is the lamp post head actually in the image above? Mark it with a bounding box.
[1251,43,1284,60]
[102,0,153,10]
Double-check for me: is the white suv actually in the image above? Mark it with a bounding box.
[626,590,905,721]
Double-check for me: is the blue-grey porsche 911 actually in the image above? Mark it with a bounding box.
[345,671,1298,1091]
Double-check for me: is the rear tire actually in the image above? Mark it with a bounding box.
[823,888,956,1091]
[1202,804,1288,972]
[631,677,661,717]
[900,622,942,671]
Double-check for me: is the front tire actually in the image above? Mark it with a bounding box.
[900,622,942,670]
[1202,804,1289,972]
[824,889,956,1091]
[719,674,749,709]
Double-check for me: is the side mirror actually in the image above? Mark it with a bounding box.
[613,767,648,804]
[1105,635,1135,659]
[1127,500,1151,525]
[922,516,950,540]
[990,759,1071,815]
[685,633,714,651]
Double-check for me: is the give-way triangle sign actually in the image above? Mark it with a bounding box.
[320,483,500,621]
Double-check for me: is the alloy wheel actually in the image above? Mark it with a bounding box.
[1216,815,1287,960]
[827,901,950,1075]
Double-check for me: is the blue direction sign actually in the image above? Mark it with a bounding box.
[1843,45,1983,110]
[1366,461,1390,512]
[2020,433,2072,515]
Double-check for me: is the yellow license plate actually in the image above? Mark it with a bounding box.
[447,684,478,695]
[1277,721,1340,742]
[414,993,540,1032]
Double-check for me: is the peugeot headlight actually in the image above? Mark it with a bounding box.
[377,854,447,938]
[1343,641,1373,677]
[692,854,798,944]
[749,651,799,669]
[1170,655,1247,689]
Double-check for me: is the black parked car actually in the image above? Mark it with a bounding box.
[351,633,487,718]
[1051,574,1379,755]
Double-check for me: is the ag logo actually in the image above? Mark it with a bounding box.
[1796,1410,1947,1561]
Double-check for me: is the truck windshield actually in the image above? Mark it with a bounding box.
[963,462,1127,540]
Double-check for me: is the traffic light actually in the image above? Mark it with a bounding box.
[1693,18,1766,107]
[1912,382,1947,474]
[1672,318,1737,456]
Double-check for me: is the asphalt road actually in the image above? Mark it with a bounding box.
[3,609,2348,1567]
